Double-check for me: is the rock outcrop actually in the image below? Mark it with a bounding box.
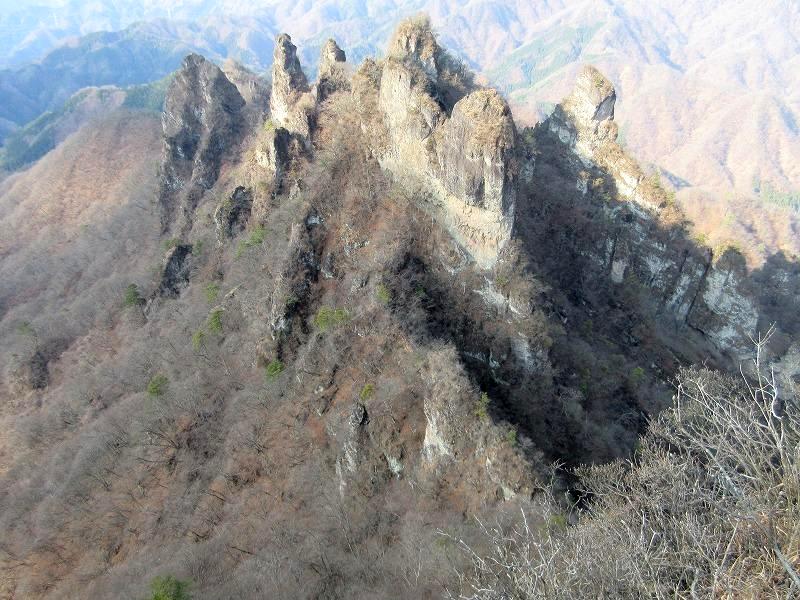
[547,66,659,213]
[157,244,193,298]
[270,34,314,138]
[686,250,759,356]
[159,54,246,234]
[254,124,299,192]
[386,16,442,79]
[214,186,253,243]
[317,39,348,101]
[222,59,270,123]
[535,65,782,362]
[377,21,517,268]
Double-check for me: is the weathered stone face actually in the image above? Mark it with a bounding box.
[159,54,245,234]
[255,125,294,177]
[214,186,253,244]
[222,59,270,121]
[434,89,516,215]
[687,250,759,358]
[273,34,308,92]
[377,23,517,269]
[535,66,775,363]
[566,66,617,126]
[157,244,193,298]
[270,34,314,137]
[386,15,441,78]
[319,39,346,76]
[317,39,349,101]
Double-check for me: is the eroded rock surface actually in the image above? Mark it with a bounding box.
[159,54,245,234]
[222,59,270,123]
[214,186,253,243]
[534,65,782,362]
[270,34,314,137]
[378,22,517,268]
[254,125,298,192]
[158,244,193,298]
[317,39,348,101]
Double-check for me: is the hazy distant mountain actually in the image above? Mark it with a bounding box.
[0,19,279,140]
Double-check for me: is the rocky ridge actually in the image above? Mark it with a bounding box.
[534,66,778,362]
[155,23,797,374]
[3,18,800,598]
[378,20,517,268]
[269,34,315,138]
[150,19,798,585]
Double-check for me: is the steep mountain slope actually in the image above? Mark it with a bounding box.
[0,18,798,599]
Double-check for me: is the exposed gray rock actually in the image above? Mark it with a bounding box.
[343,403,368,472]
[687,250,759,358]
[535,66,779,362]
[214,186,253,243]
[270,34,314,137]
[434,89,516,216]
[377,23,517,268]
[254,125,294,186]
[222,59,270,122]
[548,66,650,210]
[158,244,193,298]
[386,16,441,79]
[565,65,616,127]
[159,54,246,234]
[317,39,348,101]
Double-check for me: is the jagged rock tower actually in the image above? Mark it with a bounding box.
[538,65,761,360]
[159,54,246,234]
[270,34,315,138]
[377,19,518,268]
[547,65,663,213]
[317,38,348,101]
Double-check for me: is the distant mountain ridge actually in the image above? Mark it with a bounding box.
[1,1,799,261]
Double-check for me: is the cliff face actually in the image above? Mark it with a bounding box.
[377,23,517,268]
[533,66,775,362]
[269,34,314,138]
[159,54,245,233]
